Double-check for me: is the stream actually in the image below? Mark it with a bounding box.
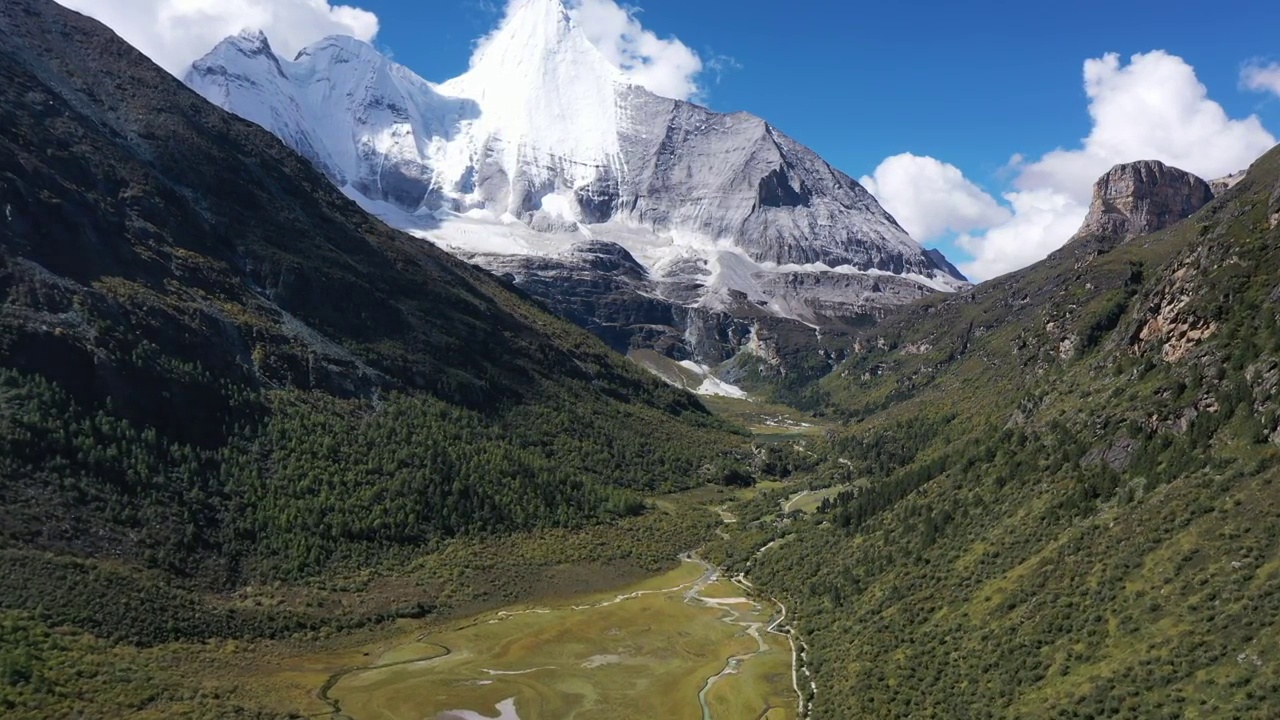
[683,559,775,720]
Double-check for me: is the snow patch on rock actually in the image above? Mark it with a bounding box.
[678,361,749,399]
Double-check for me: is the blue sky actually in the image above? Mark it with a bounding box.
[64,0,1280,279]
[362,0,1280,278]
[363,0,1280,178]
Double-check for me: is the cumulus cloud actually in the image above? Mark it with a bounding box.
[1016,51,1274,202]
[63,0,715,103]
[566,0,704,100]
[55,0,379,76]
[859,154,1011,242]
[956,191,1088,281]
[1242,61,1280,97]
[913,50,1275,282]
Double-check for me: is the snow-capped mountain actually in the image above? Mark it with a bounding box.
[186,0,967,379]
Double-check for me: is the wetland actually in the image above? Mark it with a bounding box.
[296,558,797,720]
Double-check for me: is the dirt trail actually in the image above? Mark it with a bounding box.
[782,491,811,514]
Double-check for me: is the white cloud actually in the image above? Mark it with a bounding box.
[706,53,743,85]
[61,0,713,103]
[1242,61,1280,97]
[55,0,379,76]
[565,0,704,101]
[1016,51,1274,203]
[927,50,1275,282]
[956,191,1088,281]
[859,154,1011,242]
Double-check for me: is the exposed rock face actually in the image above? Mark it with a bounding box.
[1271,184,1280,230]
[183,0,968,376]
[1132,262,1219,363]
[924,248,968,282]
[1072,160,1214,246]
[1210,170,1247,196]
[468,240,935,364]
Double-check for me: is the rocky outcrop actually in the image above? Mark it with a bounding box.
[1055,161,1222,363]
[1271,184,1280,230]
[1210,170,1247,196]
[1071,160,1214,247]
[924,248,968,282]
[469,242,928,365]
[1133,279,1218,363]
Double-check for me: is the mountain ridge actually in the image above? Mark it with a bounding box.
[184,4,968,376]
[707,146,1280,717]
[1,0,740,589]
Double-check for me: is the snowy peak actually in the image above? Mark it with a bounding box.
[232,29,271,53]
[186,16,972,367]
[197,29,284,81]
[435,0,626,206]
[188,30,477,210]
[454,0,624,99]
[465,0,613,79]
[294,34,385,66]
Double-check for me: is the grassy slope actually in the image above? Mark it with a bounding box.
[716,147,1280,718]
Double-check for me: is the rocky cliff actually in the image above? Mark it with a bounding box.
[1071,160,1214,246]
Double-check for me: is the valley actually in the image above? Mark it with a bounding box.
[36,488,802,720]
[0,488,807,720]
[299,558,795,720]
[198,481,806,720]
[7,0,1280,718]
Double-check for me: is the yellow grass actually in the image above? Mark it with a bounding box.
[228,562,796,720]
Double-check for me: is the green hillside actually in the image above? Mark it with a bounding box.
[0,0,743,652]
[711,147,1280,718]
[11,1,1280,718]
